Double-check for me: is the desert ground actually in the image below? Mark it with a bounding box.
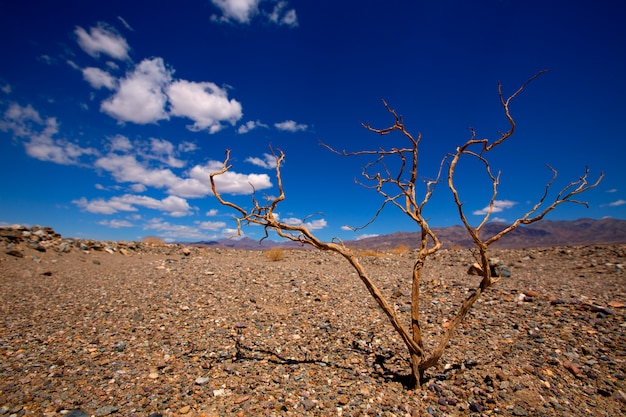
[1,226,625,416]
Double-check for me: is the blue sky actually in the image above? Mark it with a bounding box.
[1,0,624,243]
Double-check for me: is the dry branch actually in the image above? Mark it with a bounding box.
[210,72,602,387]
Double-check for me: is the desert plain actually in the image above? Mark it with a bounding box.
[1,225,625,416]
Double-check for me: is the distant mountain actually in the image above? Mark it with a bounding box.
[191,218,626,250]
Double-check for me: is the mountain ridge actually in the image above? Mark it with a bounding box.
[191,218,626,250]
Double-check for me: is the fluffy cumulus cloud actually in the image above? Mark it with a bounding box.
[0,103,98,165]
[275,120,307,132]
[95,153,181,190]
[210,0,259,23]
[101,58,172,124]
[169,161,272,198]
[98,219,134,228]
[82,67,116,90]
[472,200,517,216]
[143,218,228,241]
[282,217,327,231]
[75,24,244,132]
[95,136,273,198]
[245,153,277,169]
[167,80,243,133]
[74,194,191,217]
[237,120,268,134]
[75,23,130,60]
[211,0,297,26]
[268,1,298,27]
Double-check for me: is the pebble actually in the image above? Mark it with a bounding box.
[195,376,211,385]
[95,405,118,416]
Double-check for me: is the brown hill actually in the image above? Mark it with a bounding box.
[203,218,626,250]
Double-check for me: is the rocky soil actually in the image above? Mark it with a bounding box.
[1,225,625,417]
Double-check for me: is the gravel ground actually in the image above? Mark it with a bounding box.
[1,239,625,417]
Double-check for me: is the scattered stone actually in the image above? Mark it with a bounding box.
[301,399,316,411]
[195,376,210,385]
[563,362,581,376]
[178,405,191,414]
[469,401,484,412]
[95,405,118,416]
[65,410,89,417]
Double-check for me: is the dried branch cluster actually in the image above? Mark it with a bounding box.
[210,72,602,387]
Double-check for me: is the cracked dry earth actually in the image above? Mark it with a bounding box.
[1,243,625,417]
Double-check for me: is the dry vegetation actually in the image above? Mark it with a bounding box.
[209,72,602,387]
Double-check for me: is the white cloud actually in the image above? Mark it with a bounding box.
[206,209,219,216]
[282,217,327,231]
[101,58,172,124]
[268,1,298,27]
[117,16,134,31]
[237,119,268,134]
[130,183,147,193]
[178,141,198,152]
[98,219,134,228]
[198,220,227,231]
[74,194,191,217]
[0,103,98,165]
[75,23,130,60]
[1,84,11,94]
[108,134,133,152]
[245,153,277,169]
[356,233,379,240]
[167,80,242,133]
[169,161,272,197]
[82,67,117,90]
[609,199,626,207]
[211,0,259,23]
[147,137,186,168]
[94,153,180,190]
[275,119,307,132]
[472,200,517,216]
[607,189,618,193]
[211,0,298,27]
[143,218,227,241]
[489,217,508,223]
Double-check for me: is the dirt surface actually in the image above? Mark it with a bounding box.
[1,239,625,416]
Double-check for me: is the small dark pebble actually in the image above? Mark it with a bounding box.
[512,405,528,416]
[66,410,89,417]
[469,402,484,412]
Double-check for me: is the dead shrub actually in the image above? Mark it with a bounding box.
[265,247,284,261]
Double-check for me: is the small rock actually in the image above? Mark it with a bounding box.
[235,395,250,404]
[588,304,613,315]
[512,405,528,416]
[178,405,191,414]
[469,402,484,412]
[148,372,159,379]
[336,395,349,405]
[95,405,118,416]
[563,362,581,376]
[65,410,89,417]
[195,376,210,385]
[6,249,24,258]
[301,399,316,411]
[613,390,626,404]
